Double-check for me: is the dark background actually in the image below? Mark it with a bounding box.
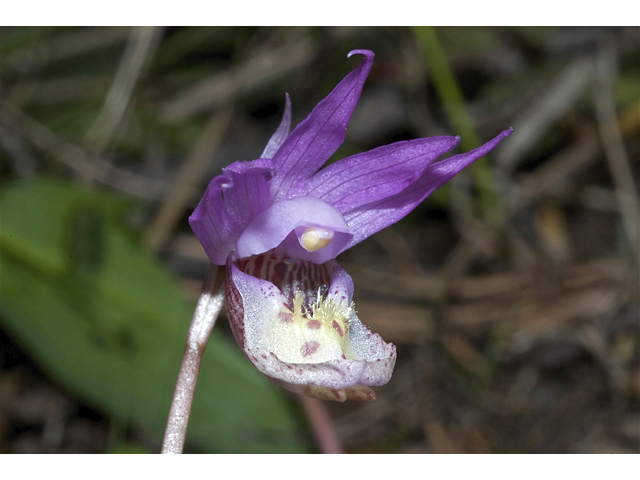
[1,26,638,453]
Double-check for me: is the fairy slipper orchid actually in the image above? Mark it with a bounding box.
[190,49,512,401]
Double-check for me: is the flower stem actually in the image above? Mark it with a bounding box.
[161,264,224,454]
[298,396,344,454]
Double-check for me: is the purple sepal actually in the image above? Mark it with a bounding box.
[342,128,514,250]
[261,94,292,159]
[190,49,512,266]
[269,50,375,201]
[303,135,461,214]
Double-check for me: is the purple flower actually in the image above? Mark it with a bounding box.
[190,49,512,401]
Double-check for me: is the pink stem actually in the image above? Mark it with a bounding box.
[161,264,224,454]
[298,396,344,454]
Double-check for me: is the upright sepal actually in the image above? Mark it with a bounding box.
[261,94,292,159]
[270,50,375,201]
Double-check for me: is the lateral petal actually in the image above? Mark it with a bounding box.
[189,160,273,265]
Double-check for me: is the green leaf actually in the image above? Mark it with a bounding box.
[0,177,308,453]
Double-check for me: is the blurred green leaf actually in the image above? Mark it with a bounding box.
[0,177,307,453]
[435,26,504,59]
[412,26,503,225]
[616,68,640,108]
[106,443,152,454]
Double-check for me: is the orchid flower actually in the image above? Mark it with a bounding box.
[190,49,512,402]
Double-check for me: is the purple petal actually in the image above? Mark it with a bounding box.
[236,196,352,263]
[189,159,273,265]
[342,128,514,250]
[261,94,292,159]
[225,254,396,391]
[302,135,461,214]
[269,50,375,201]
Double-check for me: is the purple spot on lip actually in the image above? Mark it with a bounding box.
[332,320,343,337]
[279,312,293,323]
[306,320,321,330]
[301,340,319,357]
